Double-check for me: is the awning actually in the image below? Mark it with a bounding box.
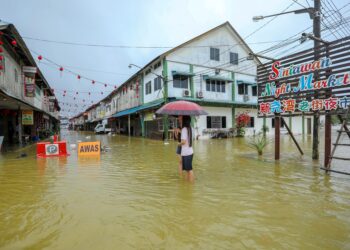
[171,70,195,77]
[237,80,256,86]
[112,99,164,118]
[203,75,233,82]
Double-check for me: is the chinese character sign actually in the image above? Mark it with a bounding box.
[259,97,350,115]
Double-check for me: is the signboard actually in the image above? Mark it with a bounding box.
[22,110,34,125]
[22,66,37,74]
[257,36,350,117]
[144,112,154,121]
[24,75,36,97]
[45,144,59,156]
[78,141,101,156]
[49,97,55,112]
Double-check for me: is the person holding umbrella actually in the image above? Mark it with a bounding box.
[179,116,194,182]
[156,100,208,182]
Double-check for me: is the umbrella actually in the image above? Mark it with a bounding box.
[156,100,208,116]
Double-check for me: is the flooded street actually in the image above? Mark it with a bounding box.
[1,131,350,249]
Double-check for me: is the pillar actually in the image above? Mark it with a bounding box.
[275,116,280,160]
[140,113,145,137]
[128,115,131,136]
[324,114,332,167]
[190,64,194,98]
[302,114,305,136]
[18,107,22,145]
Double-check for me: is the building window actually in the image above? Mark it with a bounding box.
[238,84,248,95]
[252,86,257,96]
[145,81,152,95]
[173,75,188,89]
[272,118,285,128]
[206,116,226,129]
[210,47,220,61]
[206,79,226,93]
[247,117,254,128]
[14,69,18,82]
[230,52,239,65]
[154,76,162,91]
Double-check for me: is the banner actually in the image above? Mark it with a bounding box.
[22,110,33,125]
[24,76,36,97]
[257,36,350,117]
[78,141,101,156]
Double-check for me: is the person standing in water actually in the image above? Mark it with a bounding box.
[174,115,183,176]
[179,116,194,182]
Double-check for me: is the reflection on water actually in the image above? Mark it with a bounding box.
[0,130,350,249]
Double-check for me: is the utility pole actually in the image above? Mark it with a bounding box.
[312,0,321,160]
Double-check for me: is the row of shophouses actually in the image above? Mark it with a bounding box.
[0,22,60,149]
[70,22,316,140]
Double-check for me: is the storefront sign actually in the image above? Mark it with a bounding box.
[45,144,59,156]
[22,66,37,74]
[22,110,34,125]
[257,37,350,117]
[78,141,100,156]
[48,97,55,112]
[24,75,36,97]
[144,112,154,121]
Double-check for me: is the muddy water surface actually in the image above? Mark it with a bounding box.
[0,130,349,249]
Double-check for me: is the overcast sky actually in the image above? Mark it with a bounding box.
[1,0,349,116]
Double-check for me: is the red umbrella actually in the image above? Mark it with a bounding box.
[156,100,208,116]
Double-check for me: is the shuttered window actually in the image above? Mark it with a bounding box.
[230,52,239,65]
[210,47,220,61]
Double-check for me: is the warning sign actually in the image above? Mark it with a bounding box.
[78,141,101,156]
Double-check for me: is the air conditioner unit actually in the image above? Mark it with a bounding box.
[196,91,204,99]
[183,89,191,97]
[243,95,250,102]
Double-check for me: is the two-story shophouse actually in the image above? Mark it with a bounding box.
[74,22,314,139]
[110,22,261,139]
[0,22,60,149]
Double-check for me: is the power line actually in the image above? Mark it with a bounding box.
[22,36,289,49]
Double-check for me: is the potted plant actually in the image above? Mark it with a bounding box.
[235,113,250,137]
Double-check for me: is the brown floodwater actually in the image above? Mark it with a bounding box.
[0,130,349,249]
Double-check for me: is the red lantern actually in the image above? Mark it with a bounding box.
[11,40,17,46]
[59,67,64,71]
[38,55,43,61]
[0,31,3,35]
[64,90,67,93]
[0,65,3,70]
[0,40,3,46]
[0,55,3,61]
[77,75,81,80]
[114,85,117,89]
[0,48,3,53]
[92,80,95,84]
